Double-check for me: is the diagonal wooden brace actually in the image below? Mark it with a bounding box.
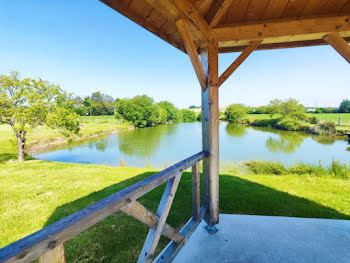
[120,200,183,243]
[138,173,183,263]
[219,40,262,87]
[176,19,207,91]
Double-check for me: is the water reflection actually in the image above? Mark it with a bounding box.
[117,124,177,156]
[225,124,247,137]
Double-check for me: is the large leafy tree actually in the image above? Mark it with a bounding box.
[157,101,180,123]
[224,104,249,123]
[339,99,350,113]
[267,98,305,119]
[0,71,80,162]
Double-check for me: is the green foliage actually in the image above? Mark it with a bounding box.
[311,122,337,136]
[267,98,306,120]
[314,107,336,114]
[339,99,350,113]
[244,161,287,175]
[276,118,303,131]
[308,116,319,124]
[157,101,180,123]
[74,92,114,116]
[189,105,200,109]
[197,110,202,121]
[180,109,196,122]
[0,71,79,161]
[254,106,269,114]
[224,104,249,123]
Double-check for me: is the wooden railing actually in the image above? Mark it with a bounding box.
[0,151,207,263]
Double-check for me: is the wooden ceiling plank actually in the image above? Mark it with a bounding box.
[176,19,207,90]
[322,0,350,14]
[263,0,289,20]
[219,37,350,52]
[301,0,329,16]
[212,14,350,42]
[219,40,262,86]
[245,0,271,22]
[172,0,211,39]
[281,0,310,18]
[324,32,350,63]
[206,0,233,27]
[225,0,250,24]
[342,1,350,12]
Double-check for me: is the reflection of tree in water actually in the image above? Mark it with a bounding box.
[311,136,336,145]
[347,147,350,152]
[117,124,177,157]
[225,124,247,137]
[266,132,306,153]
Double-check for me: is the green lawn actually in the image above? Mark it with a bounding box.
[1,119,350,262]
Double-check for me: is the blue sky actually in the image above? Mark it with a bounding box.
[1,0,349,108]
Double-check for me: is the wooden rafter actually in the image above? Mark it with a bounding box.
[212,14,350,42]
[172,0,211,39]
[120,200,183,243]
[324,32,350,63]
[176,19,207,90]
[138,173,183,263]
[206,0,232,27]
[219,40,262,87]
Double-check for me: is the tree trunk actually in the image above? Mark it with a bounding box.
[16,134,25,162]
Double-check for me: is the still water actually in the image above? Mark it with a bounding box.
[35,123,350,168]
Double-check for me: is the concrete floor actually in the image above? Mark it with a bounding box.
[174,214,350,263]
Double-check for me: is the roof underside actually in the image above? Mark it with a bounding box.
[101,0,350,53]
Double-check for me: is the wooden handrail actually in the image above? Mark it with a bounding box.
[0,151,206,263]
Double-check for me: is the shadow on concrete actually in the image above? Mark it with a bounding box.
[43,172,350,262]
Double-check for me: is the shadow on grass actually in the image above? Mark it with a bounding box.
[43,172,350,263]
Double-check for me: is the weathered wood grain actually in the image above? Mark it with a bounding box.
[37,244,65,263]
[192,163,201,221]
[0,151,205,263]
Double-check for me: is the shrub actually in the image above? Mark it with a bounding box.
[311,122,336,136]
[243,161,287,175]
[224,104,249,123]
[309,116,319,124]
[180,109,196,122]
[329,160,350,178]
[276,118,302,131]
[250,117,281,127]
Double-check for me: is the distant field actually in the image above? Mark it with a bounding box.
[79,115,119,123]
[247,113,350,125]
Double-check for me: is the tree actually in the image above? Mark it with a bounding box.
[224,104,248,123]
[157,101,180,123]
[180,109,196,122]
[267,98,305,120]
[0,71,80,162]
[115,95,161,128]
[339,99,350,113]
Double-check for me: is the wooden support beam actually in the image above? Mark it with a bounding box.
[176,19,207,90]
[37,244,65,263]
[324,32,350,63]
[172,0,211,39]
[138,173,183,263]
[206,0,232,27]
[212,14,350,42]
[192,163,200,221]
[200,40,219,226]
[219,40,262,86]
[120,200,183,243]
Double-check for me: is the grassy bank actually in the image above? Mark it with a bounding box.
[244,113,350,135]
[0,116,131,157]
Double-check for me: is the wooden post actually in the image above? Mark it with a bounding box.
[200,40,219,226]
[37,244,66,263]
[192,163,200,221]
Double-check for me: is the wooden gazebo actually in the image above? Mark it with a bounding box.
[1,1,350,263]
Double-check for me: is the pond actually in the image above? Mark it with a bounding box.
[34,122,350,168]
